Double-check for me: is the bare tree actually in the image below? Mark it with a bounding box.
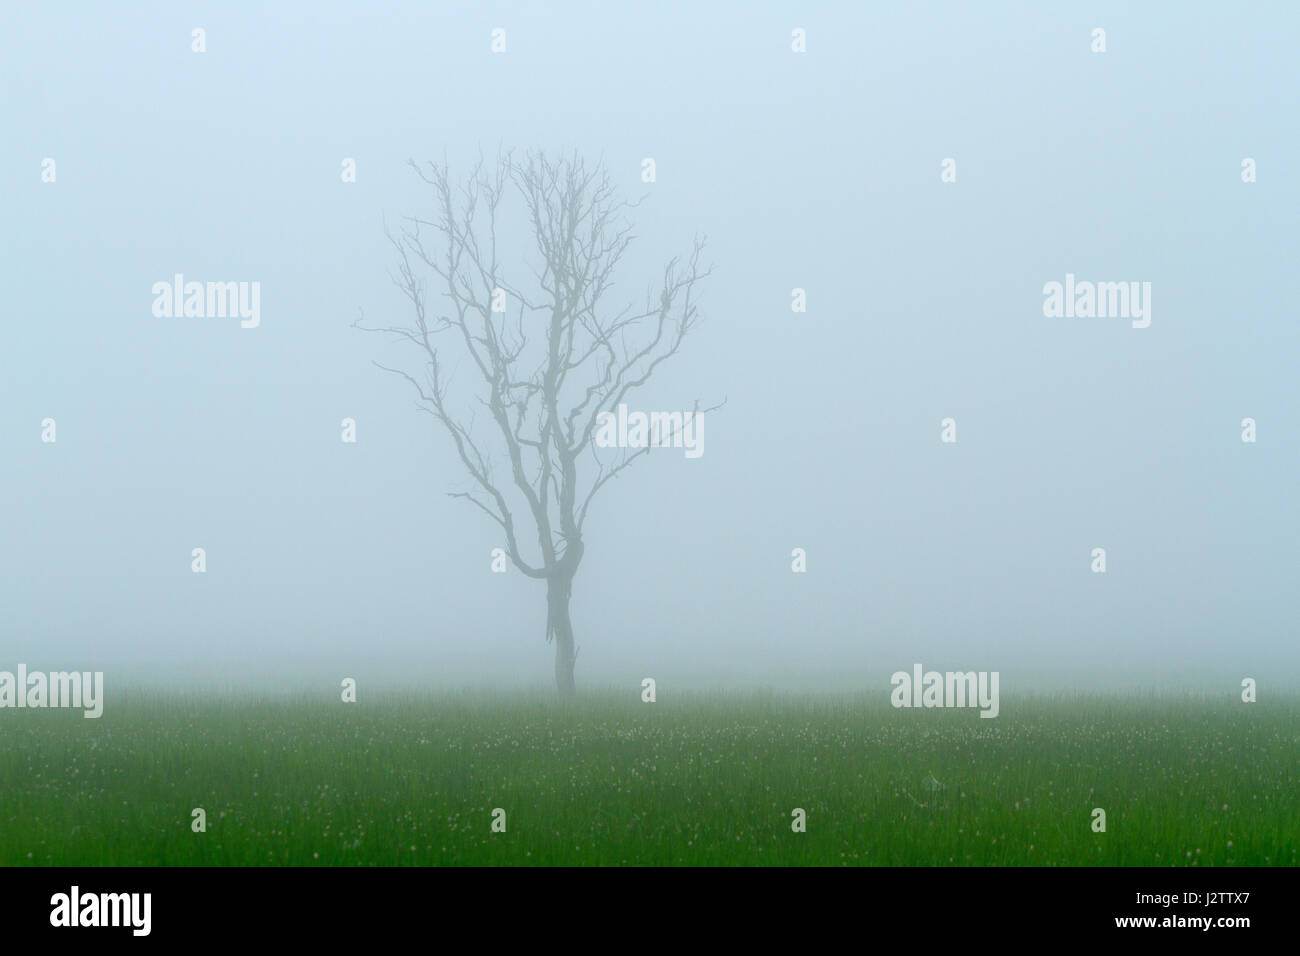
[358,150,714,695]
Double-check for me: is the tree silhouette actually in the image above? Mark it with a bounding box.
[360,150,714,695]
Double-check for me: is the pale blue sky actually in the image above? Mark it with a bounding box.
[2,2,1297,690]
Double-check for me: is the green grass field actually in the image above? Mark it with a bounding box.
[2,692,1295,866]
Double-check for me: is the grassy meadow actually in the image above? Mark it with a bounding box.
[1,691,1295,866]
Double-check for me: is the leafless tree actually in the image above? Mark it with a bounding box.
[358,150,715,695]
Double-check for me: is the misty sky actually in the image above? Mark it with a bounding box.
[3,2,1297,692]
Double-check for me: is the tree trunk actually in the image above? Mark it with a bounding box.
[547,573,577,696]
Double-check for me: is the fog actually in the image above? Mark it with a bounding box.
[3,2,1297,695]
